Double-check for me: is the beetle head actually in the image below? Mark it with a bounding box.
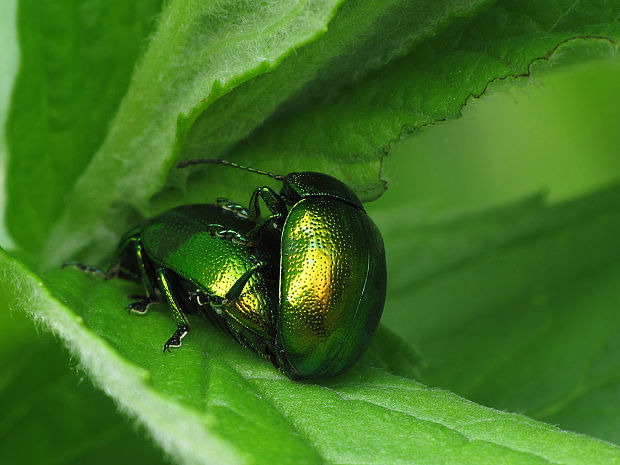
[281,172,364,210]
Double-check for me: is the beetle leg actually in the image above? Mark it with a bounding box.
[120,237,162,316]
[212,228,250,246]
[126,295,157,315]
[156,267,191,352]
[105,227,142,280]
[123,237,158,299]
[247,186,287,239]
[62,261,107,278]
[189,290,225,315]
[216,197,250,220]
[163,325,190,352]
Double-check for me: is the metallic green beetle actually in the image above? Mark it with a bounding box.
[66,204,281,358]
[178,159,387,379]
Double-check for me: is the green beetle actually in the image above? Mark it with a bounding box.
[66,162,386,379]
[178,159,387,379]
[66,204,281,358]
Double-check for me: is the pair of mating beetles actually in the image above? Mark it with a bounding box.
[67,159,386,379]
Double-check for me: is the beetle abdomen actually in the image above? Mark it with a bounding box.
[277,197,386,378]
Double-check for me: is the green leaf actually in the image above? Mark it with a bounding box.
[2,248,620,465]
[0,286,168,465]
[20,0,496,265]
[29,0,618,268]
[6,0,164,252]
[4,0,620,463]
[172,0,620,215]
[372,56,620,217]
[218,2,620,214]
[380,181,620,446]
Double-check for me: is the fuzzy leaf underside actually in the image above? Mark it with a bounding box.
[2,248,620,465]
[8,0,495,265]
[6,0,617,268]
[0,299,169,465]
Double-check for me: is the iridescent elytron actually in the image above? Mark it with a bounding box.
[120,204,280,353]
[277,196,386,377]
[66,204,280,357]
[65,161,386,379]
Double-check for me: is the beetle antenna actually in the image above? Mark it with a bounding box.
[177,158,285,181]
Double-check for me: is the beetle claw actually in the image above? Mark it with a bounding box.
[62,261,106,278]
[127,297,155,315]
[163,325,189,352]
[217,197,250,219]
